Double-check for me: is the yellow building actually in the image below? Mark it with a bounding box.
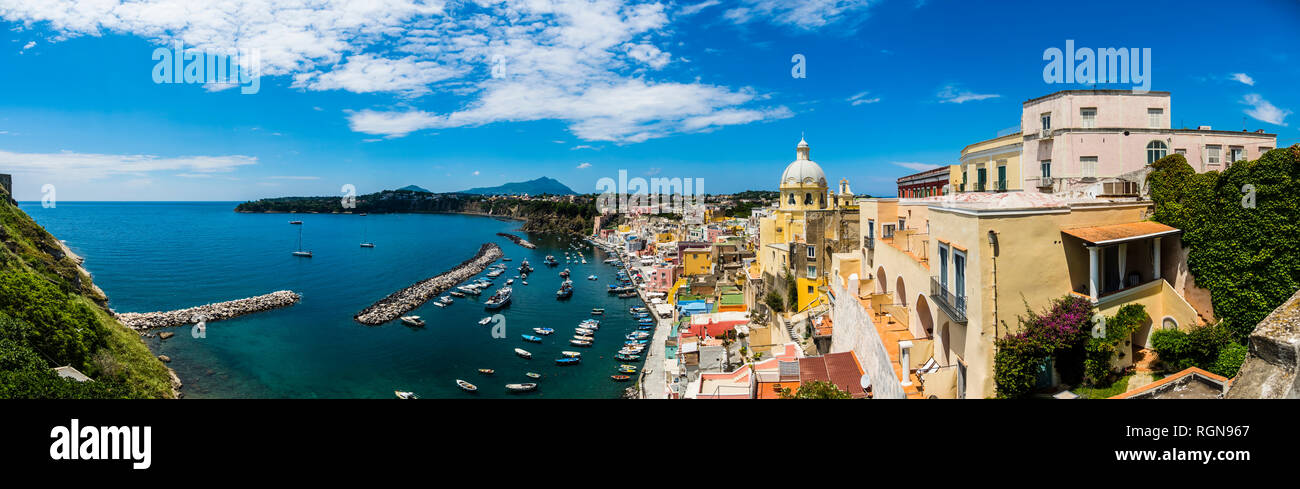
[958,132,1022,192]
[839,192,1207,398]
[681,246,713,276]
[758,138,859,313]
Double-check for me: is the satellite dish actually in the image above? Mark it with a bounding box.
[859,373,872,390]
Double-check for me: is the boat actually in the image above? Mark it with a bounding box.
[400,316,425,327]
[521,334,543,343]
[449,291,465,298]
[575,327,595,334]
[505,383,537,392]
[514,348,532,359]
[591,308,605,315]
[478,369,495,375]
[484,286,513,310]
[556,357,580,366]
[525,372,541,379]
[560,351,582,358]
[292,224,313,257]
[479,317,493,325]
[569,339,592,347]
[518,259,533,273]
[618,365,638,374]
[559,268,570,278]
[395,390,418,399]
[544,255,558,266]
[456,379,478,392]
[614,354,640,361]
[460,285,483,295]
[502,258,512,261]
[556,283,573,299]
[360,242,375,248]
[617,292,637,298]
[587,275,598,280]
[506,278,514,285]
[533,328,554,336]
[522,281,528,286]
[433,302,447,308]
[439,296,454,305]
[610,375,631,382]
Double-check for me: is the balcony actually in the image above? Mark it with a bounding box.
[929,277,967,323]
[995,179,1007,192]
[974,182,986,192]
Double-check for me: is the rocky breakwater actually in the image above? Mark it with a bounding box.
[496,232,536,249]
[116,290,302,330]
[354,242,503,325]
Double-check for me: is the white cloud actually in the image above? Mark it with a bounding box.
[576,162,592,169]
[472,170,480,176]
[21,40,34,50]
[679,0,721,16]
[892,162,942,172]
[1241,94,1290,126]
[0,149,256,179]
[572,145,597,150]
[724,0,877,30]
[0,0,789,144]
[937,84,1000,104]
[847,90,880,106]
[1230,73,1255,86]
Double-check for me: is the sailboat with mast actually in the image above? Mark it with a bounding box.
[292,223,313,257]
[359,214,374,248]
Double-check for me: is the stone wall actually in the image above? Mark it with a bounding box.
[828,280,905,399]
[1226,288,1300,399]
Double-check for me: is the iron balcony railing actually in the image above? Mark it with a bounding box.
[975,182,986,192]
[995,179,1007,192]
[930,277,968,323]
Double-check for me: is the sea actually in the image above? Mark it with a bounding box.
[19,201,648,399]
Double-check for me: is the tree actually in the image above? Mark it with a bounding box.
[764,290,785,313]
[777,380,854,399]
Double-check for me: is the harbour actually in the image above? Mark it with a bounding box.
[116,290,302,330]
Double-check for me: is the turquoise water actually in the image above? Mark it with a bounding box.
[19,202,646,399]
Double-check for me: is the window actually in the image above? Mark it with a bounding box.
[1146,140,1168,165]
[1229,147,1245,164]
[883,224,896,238]
[976,168,987,191]
[953,250,966,298]
[1040,160,1052,178]
[1175,148,1186,155]
[1260,146,1273,154]
[997,165,1007,190]
[1040,112,1051,130]
[1206,145,1221,166]
[803,193,812,205]
[1080,107,1097,128]
[806,246,815,259]
[787,193,794,205]
[807,285,814,294]
[867,219,875,240]
[807,266,816,279]
[938,243,950,288]
[898,218,906,230]
[1081,156,1098,178]
[1147,108,1163,128]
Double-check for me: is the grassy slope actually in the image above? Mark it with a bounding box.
[0,197,173,398]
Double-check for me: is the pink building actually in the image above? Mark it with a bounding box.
[646,265,679,293]
[1021,90,1277,192]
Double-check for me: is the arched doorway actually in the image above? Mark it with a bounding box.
[914,294,934,339]
[895,276,907,306]
[875,266,887,294]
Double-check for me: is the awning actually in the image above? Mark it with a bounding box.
[1062,221,1180,246]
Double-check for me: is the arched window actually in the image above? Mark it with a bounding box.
[787,193,795,205]
[1146,140,1168,165]
[804,193,812,205]
[818,193,825,208]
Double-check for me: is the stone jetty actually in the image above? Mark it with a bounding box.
[496,232,536,249]
[116,290,301,330]
[354,242,503,325]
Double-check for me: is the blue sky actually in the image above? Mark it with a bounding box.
[0,0,1296,201]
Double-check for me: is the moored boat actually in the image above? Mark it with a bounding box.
[456,379,478,392]
[525,372,541,379]
[514,348,532,359]
[521,334,542,343]
[400,316,425,327]
[533,327,554,335]
[395,390,418,399]
[556,357,580,366]
[478,368,495,375]
[610,375,631,382]
[560,351,582,358]
[506,383,537,392]
[570,339,592,347]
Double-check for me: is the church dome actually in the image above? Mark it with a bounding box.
[781,137,826,187]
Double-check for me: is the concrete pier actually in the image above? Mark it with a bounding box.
[496,232,536,249]
[116,290,301,330]
[354,242,503,325]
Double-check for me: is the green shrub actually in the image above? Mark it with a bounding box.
[1211,342,1248,378]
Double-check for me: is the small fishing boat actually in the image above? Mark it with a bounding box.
[559,269,570,278]
[556,357,580,366]
[560,351,582,358]
[522,281,528,286]
[514,348,532,359]
[570,339,592,347]
[521,335,543,343]
[438,296,454,305]
[587,275,598,280]
[525,372,541,379]
[479,316,494,325]
[618,365,638,374]
[506,278,514,285]
[591,308,605,315]
[360,242,375,248]
[610,375,631,382]
[484,286,513,310]
[400,316,425,327]
[449,291,466,298]
[505,383,537,392]
[478,369,495,375]
[575,327,595,335]
[533,327,554,336]
[502,258,512,261]
[395,390,418,399]
[614,354,640,361]
[289,220,303,225]
[456,379,478,392]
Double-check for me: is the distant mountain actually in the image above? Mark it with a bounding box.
[458,177,576,196]
[396,185,432,193]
